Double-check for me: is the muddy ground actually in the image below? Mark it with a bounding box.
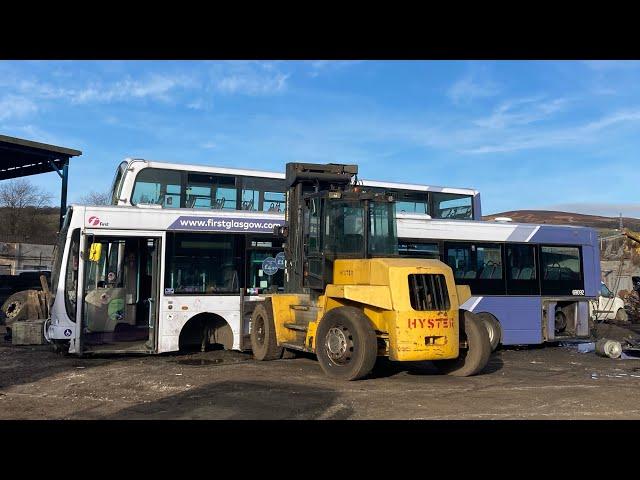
[3,338,640,420]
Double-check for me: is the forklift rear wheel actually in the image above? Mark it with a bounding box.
[250,302,283,361]
[316,307,377,381]
[433,311,491,377]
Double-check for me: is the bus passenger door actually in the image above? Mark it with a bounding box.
[78,235,161,353]
[245,238,285,295]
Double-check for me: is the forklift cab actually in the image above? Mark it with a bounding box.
[299,189,398,292]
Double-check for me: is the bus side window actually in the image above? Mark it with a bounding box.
[506,244,538,295]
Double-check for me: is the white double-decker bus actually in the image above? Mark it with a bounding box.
[109,158,482,221]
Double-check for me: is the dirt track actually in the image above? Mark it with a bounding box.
[2,341,640,419]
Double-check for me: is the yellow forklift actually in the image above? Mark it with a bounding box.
[248,163,491,380]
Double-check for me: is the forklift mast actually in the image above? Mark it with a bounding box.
[283,163,358,294]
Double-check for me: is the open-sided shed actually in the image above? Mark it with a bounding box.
[0,134,82,228]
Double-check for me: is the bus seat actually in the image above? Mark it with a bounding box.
[519,267,532,280]
[479,266,493,279]
[546,269,560,280]
[464,270,476,279]
[223,268,239,291]
[511,267,520,279]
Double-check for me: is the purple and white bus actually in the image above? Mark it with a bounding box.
[397,215,601,350]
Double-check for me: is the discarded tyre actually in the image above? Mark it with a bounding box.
[595,338,622,359]
[1,290,30,327]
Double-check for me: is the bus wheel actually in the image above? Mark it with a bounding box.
[434,311,491,377]
[315,307,377,381]
[615,309,629,322]
[250,302,283,361]
[481,315,501,351]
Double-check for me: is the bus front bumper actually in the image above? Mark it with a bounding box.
[46,321,75,341]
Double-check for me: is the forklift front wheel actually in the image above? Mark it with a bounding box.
[316,307,378,381]
[250,302,283,361]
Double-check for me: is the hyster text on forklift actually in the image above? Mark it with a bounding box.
[247,162,492,380]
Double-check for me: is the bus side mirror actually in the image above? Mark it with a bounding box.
[274,225,288,238]
[89,243,102,262]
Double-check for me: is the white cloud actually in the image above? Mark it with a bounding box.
[474,96,568,129]
[582,110,640,132]
[216,72,289,95]
[0,124,65,146]
[464,108,640,154]
[0,95,38,121]
[310,60,331,70]
[0,62,292,118]
[583,60,640,71]
[447,75,500,105]
[71,75,195,104]
[2,74,197,107]
[187,99,207,110]
[308,60,362,77]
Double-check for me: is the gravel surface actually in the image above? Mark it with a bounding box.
[2,341,640,419]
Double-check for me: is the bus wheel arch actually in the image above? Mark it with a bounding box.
[178,313,234,352]
[473,312,502,351]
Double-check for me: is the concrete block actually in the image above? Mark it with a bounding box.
[12,319,46,345]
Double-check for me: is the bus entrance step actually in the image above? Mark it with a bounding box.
[284,323,308,332]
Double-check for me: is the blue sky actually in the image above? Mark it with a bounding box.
[1,60,639,217]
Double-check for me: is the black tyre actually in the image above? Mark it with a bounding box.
[250,302,283,361]
[1,291,29,327]
[615,308,629,322]
[481,315,501,351]
[433,311,491,377]
[315,306,378,381]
